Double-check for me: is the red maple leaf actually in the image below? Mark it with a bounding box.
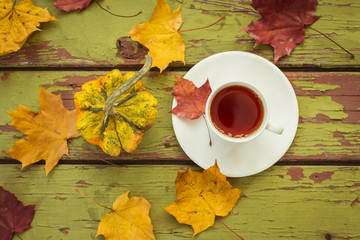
[169,74,212,120]
[240,0,320,63]
[53,0,92,12]
[0,187,35,240]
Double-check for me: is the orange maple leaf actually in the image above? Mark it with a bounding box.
[164,161,242,236]
[96,191,155,240]
[0,0,57,56]
[6,87,80,175]
[128,0,185,72]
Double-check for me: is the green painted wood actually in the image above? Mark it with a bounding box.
[0,1,359,239]
[0,0,359,68]
[0,71,359,162]
[0,164,359,239]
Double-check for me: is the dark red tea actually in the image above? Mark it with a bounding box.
[210,85,264,137]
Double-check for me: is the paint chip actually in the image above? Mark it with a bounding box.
[286,167,305,181]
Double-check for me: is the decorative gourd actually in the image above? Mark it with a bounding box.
[74,55,158,156]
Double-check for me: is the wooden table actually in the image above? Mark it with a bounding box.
[1,0,359,239]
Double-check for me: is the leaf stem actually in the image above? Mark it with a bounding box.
[76,189,113,211]
[179,16,225,33]
[216,216,245,240]
[94,0,142,18]
[16,233,23,240]
[201,114,212,147]
[307,26,354,58]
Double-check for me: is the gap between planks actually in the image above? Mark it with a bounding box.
[1,159,360,166]
[1,66,360,73]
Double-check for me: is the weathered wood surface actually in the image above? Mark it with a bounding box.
[1,71,359,162]
[1,164,359,240]
[0,0,359,69]
[0,0,359,239]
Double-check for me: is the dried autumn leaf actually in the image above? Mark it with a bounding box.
[0,0,57,56]
[96,191,155,240]
[74,59,158,156]
[164,161,241,236]
[128,0,185,72]
[240,0,320,63]
[169,74,212,120]
[0,186,35,240]
[53,0,92,12]
[6,87,80,175]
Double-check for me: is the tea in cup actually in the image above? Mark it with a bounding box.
[205,81,283,143]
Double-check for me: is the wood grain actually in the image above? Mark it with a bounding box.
[0,1,359,239]
[0,0,358,69]
[0,164,359,240]
[0,71,358,162]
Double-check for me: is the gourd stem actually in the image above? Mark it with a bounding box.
[103,55,152,115]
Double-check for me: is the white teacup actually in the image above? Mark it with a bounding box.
[205,81,283,143]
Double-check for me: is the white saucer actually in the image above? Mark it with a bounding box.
[172,51,299,177]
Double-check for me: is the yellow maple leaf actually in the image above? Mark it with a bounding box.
[96,191,155,240]
[164,161,242,236]
[128,0,185,72]
[0,0,57,56]
[6,87,80,175]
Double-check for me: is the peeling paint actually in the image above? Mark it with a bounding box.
[165,87,173,92]
[55,196,67,200]
[193,0,255,15]
[298,96,348,120]
[75,180,92,186]
[108,183,118,188]
[95,166,107,169]
[42,74,101,102]
[287,73,360,97]
[0,125,16,132]
[350,196,360,207]
[1,72,10,81]
[0,41,111,67]
[0,2,358,68]
[291,122,360,157]
[309,171,334,183]
[236,39,256,44]
[59,227,70,235]
[188,39,210,43]
[293,80,340,92]
[0,164,360,238]
[286,167,305,181]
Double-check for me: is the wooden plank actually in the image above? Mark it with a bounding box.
[0,71,359,162]
[0,0,359,68]
[0,164,359,239]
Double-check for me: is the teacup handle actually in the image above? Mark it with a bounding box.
[266,122,284,135]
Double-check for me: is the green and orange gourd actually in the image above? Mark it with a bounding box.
[74,55,158,156]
